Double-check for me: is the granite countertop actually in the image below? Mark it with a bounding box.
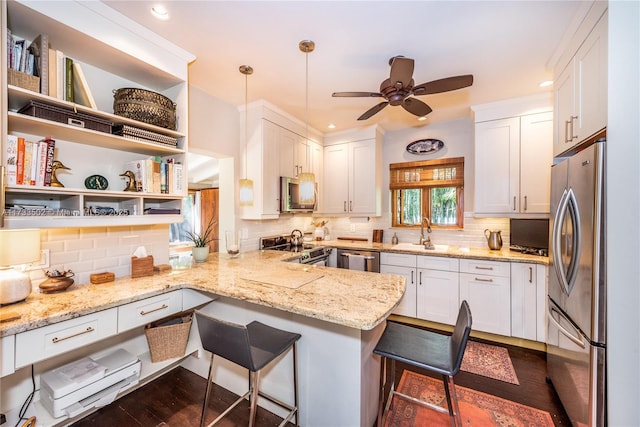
[320,239,549,265]
[0,250,405,337]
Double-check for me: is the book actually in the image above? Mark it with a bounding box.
[172,163,183,194]
[42,136,56,186]
[36,139,48,186]
[73,62,96,108]
[56,50,65,100]
[23,140,34,185]
[28,34,49,95]
[160,161,167,194]
[64,56,74,102]
[5,135,18,185]
[48,48,57,97]
[16,137,25,185]
[150,157,161,193]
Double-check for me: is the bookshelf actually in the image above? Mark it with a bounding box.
[2,0,195,229]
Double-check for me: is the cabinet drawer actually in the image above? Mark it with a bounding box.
[380,252,416,268]
[15,308,118,368]
[117,291,182,333]
[416,256,459,272]
[459,259,510,277]
[1,335,15,377]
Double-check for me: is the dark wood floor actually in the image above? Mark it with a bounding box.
[72,338,570,426]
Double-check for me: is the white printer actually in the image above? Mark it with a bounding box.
[40,348,141,419]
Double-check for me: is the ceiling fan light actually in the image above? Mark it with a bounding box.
[239,179,254,206]
[298,172,316,205]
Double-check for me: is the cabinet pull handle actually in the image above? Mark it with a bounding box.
[569,116,578,141]
[474,277,494,283]
[524,195,527,211]
[349,201,353,212]
[52,326,94,343]
[474,266,494,271]
[343,201,347,212]
[419,271,422,285]
[529,266,533,283]
[411,270,414,284]
[564,120,572,143]
[513,196,516,211]
[140,304,169,316]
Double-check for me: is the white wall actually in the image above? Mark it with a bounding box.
[607,2,640,425]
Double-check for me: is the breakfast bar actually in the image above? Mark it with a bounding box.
[0,251,405,426]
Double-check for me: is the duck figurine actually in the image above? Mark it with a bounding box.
[50,160,71,187]
[120,170,138,192]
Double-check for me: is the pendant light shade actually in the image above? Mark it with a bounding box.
[239,65,254,206]
[299,40,316,205]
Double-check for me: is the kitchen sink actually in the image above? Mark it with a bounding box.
[392,243,449,252]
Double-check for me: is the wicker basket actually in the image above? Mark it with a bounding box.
[145,314,192,363]
[113,87,176,130]
[18,100,114,134]
[8,68,40,92]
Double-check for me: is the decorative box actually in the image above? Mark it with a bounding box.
[131,255,154,278]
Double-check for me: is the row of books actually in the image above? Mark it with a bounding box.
[125,157,184,195]
[5,135,56,187]
[7,30,96,108]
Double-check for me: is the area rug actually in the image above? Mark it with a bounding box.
[461,341,520,385]
[385,370,554,427]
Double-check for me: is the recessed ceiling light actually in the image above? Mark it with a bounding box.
[539,80,553,88]
[151,5,169,20]
[328,123,336,129]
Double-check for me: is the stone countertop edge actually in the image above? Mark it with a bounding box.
[321,239,550,265]
[0,250,406,337]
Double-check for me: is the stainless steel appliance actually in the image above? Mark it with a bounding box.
[509,218,549,256]
[280,176,317,213]
[259,235,331,266]
[547,138,606,426]
[336,249,380,273]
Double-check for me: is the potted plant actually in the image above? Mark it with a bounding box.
[186,219,216,263]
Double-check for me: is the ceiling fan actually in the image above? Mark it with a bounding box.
[332,56,473,120]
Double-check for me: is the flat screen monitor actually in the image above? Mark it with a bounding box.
[509,219,549,249]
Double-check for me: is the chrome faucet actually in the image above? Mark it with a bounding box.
[419,217,432,246]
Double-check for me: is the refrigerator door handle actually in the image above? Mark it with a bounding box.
[552,187,581,295]
[549,305,586,349]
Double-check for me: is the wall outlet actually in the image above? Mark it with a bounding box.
[27,249,50,271]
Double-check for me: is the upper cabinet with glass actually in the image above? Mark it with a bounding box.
[1,1,195,229]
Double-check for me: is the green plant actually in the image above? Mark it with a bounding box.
[185,218,216,247]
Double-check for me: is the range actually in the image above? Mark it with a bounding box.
[259,234,332,266]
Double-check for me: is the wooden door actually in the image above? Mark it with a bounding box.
[200,188,219,252]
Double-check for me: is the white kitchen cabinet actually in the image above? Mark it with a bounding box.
[117,290,183,333]
[1,1,194,229]
[474,110,553,216]
[1,335,15,378]
[323,138,381,215]
[416,256,460,325]
[511,262,547,342]
[553,10,607,157]
[459,259,511,336]
[380,252,417,317]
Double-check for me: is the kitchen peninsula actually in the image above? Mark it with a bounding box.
[0,250,405,427]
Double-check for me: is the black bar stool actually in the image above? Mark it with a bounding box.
[195,310,301,427]
[373,300,472,427]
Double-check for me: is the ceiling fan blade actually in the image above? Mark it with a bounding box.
[412,74,474,96]
[389,56,414,88]
[332,91,383,98]
[402,98,432,117]
[358,101,389,120]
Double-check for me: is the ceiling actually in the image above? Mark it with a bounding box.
[102,1,583,135]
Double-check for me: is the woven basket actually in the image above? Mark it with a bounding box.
[113,87,176,130]
[145,314,192,362]
[8,68,40,92]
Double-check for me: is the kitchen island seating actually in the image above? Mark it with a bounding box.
[373,300,472,427]
[195,311,301,427]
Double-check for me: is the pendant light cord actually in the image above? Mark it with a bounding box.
[244,71,248,180]
[305,48,310,173]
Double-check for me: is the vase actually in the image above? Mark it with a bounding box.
[192,246,210,263]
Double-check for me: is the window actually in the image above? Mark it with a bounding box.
[390,157,464,229]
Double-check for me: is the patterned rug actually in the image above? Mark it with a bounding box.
[461,341,520,385]
[385,370,554,427]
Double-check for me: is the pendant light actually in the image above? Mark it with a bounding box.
[298,40,316,205]
[239,65,254,206]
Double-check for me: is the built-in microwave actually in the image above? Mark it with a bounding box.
[280,176,317,213]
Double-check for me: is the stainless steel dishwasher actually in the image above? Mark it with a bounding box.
[336,249,380,272]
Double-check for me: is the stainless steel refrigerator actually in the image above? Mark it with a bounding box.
[547,138,606,426]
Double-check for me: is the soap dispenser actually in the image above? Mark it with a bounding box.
[391,232,399,245]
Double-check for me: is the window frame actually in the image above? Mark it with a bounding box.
[390,157,464,230]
